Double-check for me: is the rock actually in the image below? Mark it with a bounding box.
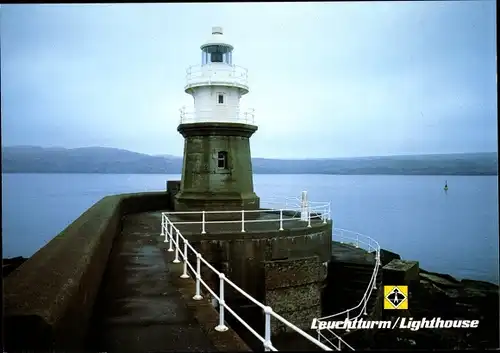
[368,271,499,350]
[461,279,499,291]
[420,268,461,285]
[383,259,419,287]
[420,272,462,288]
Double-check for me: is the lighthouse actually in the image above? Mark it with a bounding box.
[175,26,260,214]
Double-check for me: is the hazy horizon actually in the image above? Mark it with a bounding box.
[1,3,497,159]
[1,144,497,160]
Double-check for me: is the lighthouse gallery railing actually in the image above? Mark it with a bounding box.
[160,196,377,351]
[185,63,249,88]
[179,106,255,125]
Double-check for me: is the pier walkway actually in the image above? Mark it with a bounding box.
[5,192,380,352]
[86,212,244,352]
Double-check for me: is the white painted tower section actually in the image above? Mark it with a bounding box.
[180,27,255,125]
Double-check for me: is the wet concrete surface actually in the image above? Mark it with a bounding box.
[84,210,372,352]
[86,212,217,352]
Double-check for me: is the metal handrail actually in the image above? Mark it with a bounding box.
[315,228,381,350]
[185,63,249,88]
[161,211,334,351]
[179,106,256,125]
[186,63,248,77]
[163,201,330,233]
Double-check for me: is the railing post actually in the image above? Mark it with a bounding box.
[193,253,203,300]
[355,233,359,248]
[346,312,350,332]
[164,222,169,243]
[168,223,174,252]
[279,209,284,231]
[201,211,206,234]
[263,306,273,351]
[161,214,165,236]
[307,205,312,228]
[323,206,327,224]
[215,273,229,332]
[173,230,181,263]
[163,217,169,243]
[301,191,308,221]
[180,239,189,279]
[241,210,245,233]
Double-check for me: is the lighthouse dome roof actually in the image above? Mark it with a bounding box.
[200,26,234,51]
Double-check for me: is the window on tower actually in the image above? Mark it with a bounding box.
[218,94,224,104]
[211,52,223,63]
[217,151,228,169]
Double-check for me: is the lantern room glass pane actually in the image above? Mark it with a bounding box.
[201,45,233,65]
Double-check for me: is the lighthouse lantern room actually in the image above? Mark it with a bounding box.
[180,26,253,125]
[174,26,260,215]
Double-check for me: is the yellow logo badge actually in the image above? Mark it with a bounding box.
[384,285,408,310]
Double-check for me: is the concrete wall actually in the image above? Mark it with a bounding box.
[185,225,332,303]
[181,222,332,346]
[264,256,327,335]
[3,191,171,350]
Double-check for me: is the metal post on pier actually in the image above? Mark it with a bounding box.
[241,210,245,233]
[263,306,273,351]
[279,209,284,231]
[301,191,309,222]
[193,253,203,300]
[173,230,181,263]
[162,216,169,243]
[180,240,189,278]
[164,222,169,243]
[308,205,312,228]
[215,273,229,332]
[168,223,174,251]
[201,211,206,234]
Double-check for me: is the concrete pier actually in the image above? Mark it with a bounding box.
[3,193,249,351]
[85,212,218,352]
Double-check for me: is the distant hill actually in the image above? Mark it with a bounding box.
[1,146,497,175]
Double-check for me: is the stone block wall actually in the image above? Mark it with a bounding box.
[166,180,181,208]
[264,256,327,335]
[185,225,332,307]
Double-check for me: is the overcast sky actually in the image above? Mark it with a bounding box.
[1,2,497,158]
